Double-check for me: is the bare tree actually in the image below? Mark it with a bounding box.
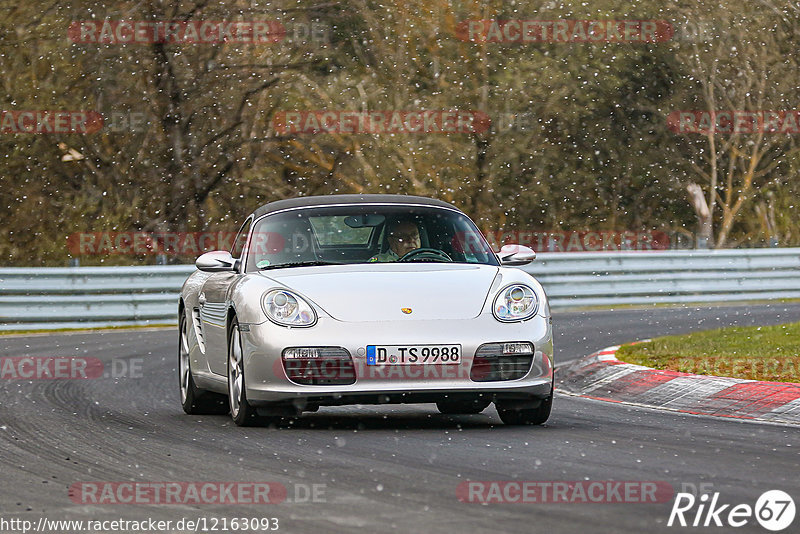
[675,5,799,248]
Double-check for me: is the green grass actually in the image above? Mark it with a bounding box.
[616,321,800,383]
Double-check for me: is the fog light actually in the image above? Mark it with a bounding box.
[283,348,321,360]
[503,342,533,355]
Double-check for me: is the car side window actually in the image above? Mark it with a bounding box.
[230,217,252,259]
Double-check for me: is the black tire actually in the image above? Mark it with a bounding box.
[436,399,491,415]
[496,388,553,425]
[179,311,228,415]
[227,317,264,426]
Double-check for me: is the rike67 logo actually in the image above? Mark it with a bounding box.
[668,490,795,531]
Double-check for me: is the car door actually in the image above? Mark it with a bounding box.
[199,216,252,376]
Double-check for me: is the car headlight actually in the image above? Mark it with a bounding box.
[492,284,538,322]
[262,289,317,327]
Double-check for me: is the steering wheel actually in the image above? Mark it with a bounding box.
[398,248,453,262]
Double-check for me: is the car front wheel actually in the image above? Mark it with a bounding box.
[179,310,227,415]
[495,389,553,425]
[228,318,262,426]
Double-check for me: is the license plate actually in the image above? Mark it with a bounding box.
[366,344,461,365]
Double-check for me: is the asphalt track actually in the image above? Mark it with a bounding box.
[1,303,800,533]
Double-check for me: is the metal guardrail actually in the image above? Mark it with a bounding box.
[1,248,799,331]
[525,248,800,307]
[0,265,193,331]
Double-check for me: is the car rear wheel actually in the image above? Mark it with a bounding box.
[495,387,553,425]
[436,399,491,415]
[179,311,227,415]
[228,318,263,426]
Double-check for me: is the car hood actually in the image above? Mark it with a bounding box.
[259,263,499,322]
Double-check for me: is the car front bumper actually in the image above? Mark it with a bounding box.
[239,313,553,405]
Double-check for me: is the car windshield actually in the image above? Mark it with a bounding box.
[244,204,498,271]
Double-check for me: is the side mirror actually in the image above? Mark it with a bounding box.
[196,251,237,272]
[498,244,536,266]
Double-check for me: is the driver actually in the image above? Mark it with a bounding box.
[368,219,421,262]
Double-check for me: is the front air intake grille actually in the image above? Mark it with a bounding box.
[470,342,534,382]
[282,347,355,385]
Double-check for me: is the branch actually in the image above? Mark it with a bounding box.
[196,76,280,158]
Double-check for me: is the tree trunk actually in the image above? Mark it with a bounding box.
[687,183,712,248]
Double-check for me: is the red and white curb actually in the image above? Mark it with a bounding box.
[555,345,800,425]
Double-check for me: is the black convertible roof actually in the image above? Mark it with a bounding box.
[252,194,459,218]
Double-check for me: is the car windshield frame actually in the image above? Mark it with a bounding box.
[242,203,499,272]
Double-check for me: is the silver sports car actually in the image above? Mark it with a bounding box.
[178,194,553,426]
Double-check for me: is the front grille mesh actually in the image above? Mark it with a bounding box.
[470,342,534,382]
[282,347,355,385]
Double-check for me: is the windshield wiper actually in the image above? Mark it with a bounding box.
[259,260,344,270]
